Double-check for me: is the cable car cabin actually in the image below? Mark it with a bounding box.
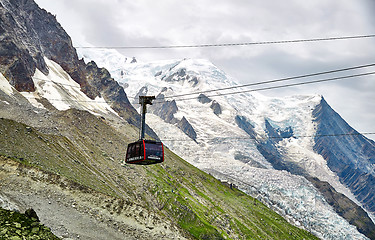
[125,140,164,165]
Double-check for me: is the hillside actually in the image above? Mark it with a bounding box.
[0,114,318,239]
[0,0,323,239]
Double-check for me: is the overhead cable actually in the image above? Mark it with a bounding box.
[153,71,375,103]
[23,70,375,104]
[33,62,375,101]
[75,34,375,49]
[159,62,375,100]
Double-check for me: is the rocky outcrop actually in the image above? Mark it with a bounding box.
[312,97,375,213]
[149,93,179,124]
[197,93,212,104]
[149,93,197,141]
[0,0,45,92]
[210,100,222,115]
[162,68,199,87]
[177,116,197,141]
[130,57,137,63]
[134,86,148,104]
[26,0,99,99]
[0,0,149,133]
[235,115,256,137]
[194,92,221,116]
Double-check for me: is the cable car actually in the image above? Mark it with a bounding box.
[125,95,164,165]
[125,139,164,165]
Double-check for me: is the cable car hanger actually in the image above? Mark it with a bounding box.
[125,96,164,165]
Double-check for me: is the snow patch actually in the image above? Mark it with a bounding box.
[0,73,14,96]
[20,57,118,117]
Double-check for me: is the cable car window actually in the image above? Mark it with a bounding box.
[126,140,164,165]
[144,142,163,161]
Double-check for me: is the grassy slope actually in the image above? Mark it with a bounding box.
[0,111,319,240]
[145,153,318,239]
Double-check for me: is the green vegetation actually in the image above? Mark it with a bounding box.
[0,112,319,239]
[0,117,119,197]
[143,153,318,239]
[0,208,59,240]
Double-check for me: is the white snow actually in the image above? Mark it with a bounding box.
[0,72,14,96]
[78,47,371,240]
[20,58,118,117]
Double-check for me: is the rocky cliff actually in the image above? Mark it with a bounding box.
[313,97,375,213]
[0,0,159,136]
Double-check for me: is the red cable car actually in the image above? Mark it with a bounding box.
[125,139,164,165]
[125,96,164,165]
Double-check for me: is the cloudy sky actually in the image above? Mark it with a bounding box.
[35,0,375,140]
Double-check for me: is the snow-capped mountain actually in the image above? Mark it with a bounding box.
[6,0,375,238]
[79,48,375,239]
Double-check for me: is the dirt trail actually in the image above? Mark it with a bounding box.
[0,158,187,240]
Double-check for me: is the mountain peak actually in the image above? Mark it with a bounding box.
[2,0,375,238]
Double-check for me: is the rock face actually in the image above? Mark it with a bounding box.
[210,100,222,115]
[177,116,197,141]
[312,98,375,213]
[150,93,179,124]
[0,0,45,92]
[162,68,199,87]
[197,93,212,104]
[0,0,104,98]
[149,93,197,141]
[0,0,97,95]
[85,62,138,123]
[234,115,256,137]
[0,0,144,129]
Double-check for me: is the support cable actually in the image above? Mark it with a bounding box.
[75,34,375,49]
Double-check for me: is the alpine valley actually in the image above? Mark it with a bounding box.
[0,0,375,240]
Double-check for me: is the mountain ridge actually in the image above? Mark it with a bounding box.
[0,0,324,239]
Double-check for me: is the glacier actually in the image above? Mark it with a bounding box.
[78,48,371,239]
